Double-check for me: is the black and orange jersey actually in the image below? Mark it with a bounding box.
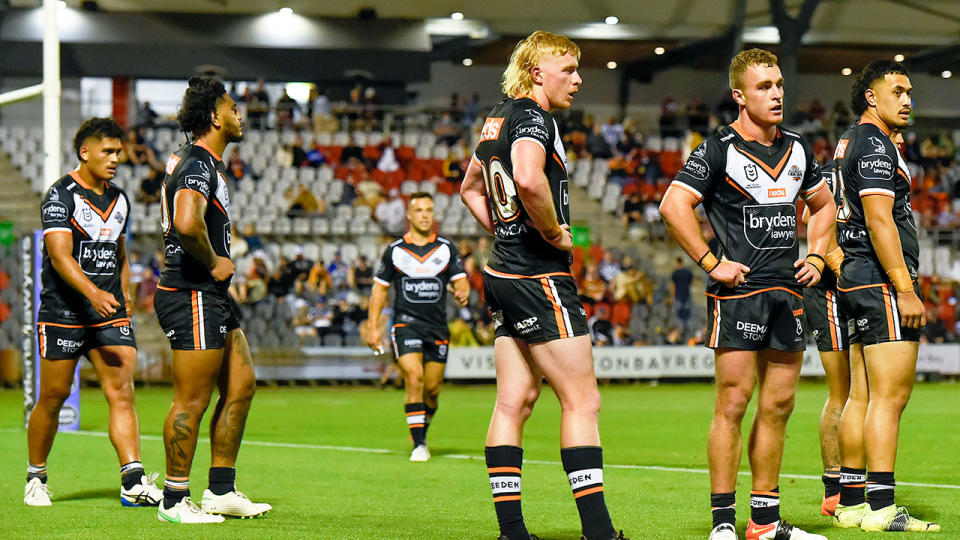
[810,160,840,291]
[38,171,130,325]
[834,120,918,288]
[672,123,825,297]
[159,141,232,292]
[472,97,571,277]
[374,233,466,328]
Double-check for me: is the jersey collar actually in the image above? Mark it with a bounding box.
[857,115,892,136]
[194,139,223,162]
[403,232,437,246]
[730,120,781,144]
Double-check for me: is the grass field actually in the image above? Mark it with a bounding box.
[1,380,958,539]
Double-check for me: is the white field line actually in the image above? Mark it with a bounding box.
[12,428,952,491]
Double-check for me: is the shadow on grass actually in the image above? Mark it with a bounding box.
[56,488,117,502]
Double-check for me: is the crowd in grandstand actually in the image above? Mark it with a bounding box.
[107,84,960,347]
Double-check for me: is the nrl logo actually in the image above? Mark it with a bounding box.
[788,164,802,182]
[744,163,758,182]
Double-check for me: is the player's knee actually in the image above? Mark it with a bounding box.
[759,393,795,421]
[103,381,136,409]
[38,385,71,408]
[715,386,752,421]
[174,388,214,412]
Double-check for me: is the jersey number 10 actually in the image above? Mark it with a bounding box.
[480,157,521,222]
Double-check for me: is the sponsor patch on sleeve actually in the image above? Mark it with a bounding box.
[41,201,69,224]
[181,175,211,197]
[681,157,710,180]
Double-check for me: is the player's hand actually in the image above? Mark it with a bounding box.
[543,224,573,252]
[794,257,822,288]
[896,289,926,329]
[210,256,235,282]
[88,288,120,318]
[365,326,384,354]
[449,284,469,307]
[708,260,750,288]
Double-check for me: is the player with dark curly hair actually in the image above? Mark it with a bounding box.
[154,77,271,524]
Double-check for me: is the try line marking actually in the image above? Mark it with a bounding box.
[32,428,960,491]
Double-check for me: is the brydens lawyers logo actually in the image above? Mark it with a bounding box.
[480,117,505,142]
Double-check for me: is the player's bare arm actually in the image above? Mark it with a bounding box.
[511,140,571,251]
[365,282,388,351]
[659,186,750,287]
[172,189,233,281]
[117,236,132,314]
[795,187,836,287]
[460,159,494,234]
[45,230,119,318]
[862,194,924,328]
[451,276,470,307]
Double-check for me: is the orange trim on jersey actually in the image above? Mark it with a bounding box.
[483,266,572,280]
[803,179,827,196]
[487,466,522,474]
[76,194,119,222]
[705,287,802,300]
[39,317,130,329]
[709,298,720,347]
[516,93,549,110]
[38,323,47,356]
[157,285,178,291]
[725,176,753,200]
[541,277,569,339]
[193,139,223,161]
[493,495,522,503]
[826,290,839,350]
[43,229,72,236]
[398,244,442,264]
[191,291,201,347]
[392,323,407,328]
[574,486,604,498]
[177,187,209,200]
[68,170,97,192]
[836,283,887,293]
[406,410,426,416]
[732,141,793,180]
[858,116,891,136]
[403,232,437,245]
[882,284,897,341]
[730,120,780,143]
[70,218,91,238]
[669,182,703,202]
[211,197,227,216]
[552,152,566,172]
[897,168,909,182]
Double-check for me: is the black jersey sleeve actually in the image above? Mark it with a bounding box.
[373,245,395,287]
[800,141,826,199]
[854,134,898,198]
[40,184,75,234]
[445,242,467,282]
[507,104,553,154]
[119,189,131,235]
[672,138,724,202]
[176,157,216,201]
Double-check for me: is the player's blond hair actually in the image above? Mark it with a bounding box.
[501,31,581,98]
[729,48,778,90]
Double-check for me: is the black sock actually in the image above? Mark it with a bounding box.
[120,461,145,490]
[822,468,841,498]
[27,463,47,484]
[424,404,437,438]
[866,471,895,511]
[750,488,780,525]
[486,445,528,540]
[561,446,616,540]
[405,403,426,447]
[839,467,866,506]
[711,492,736,529]
[163,478,189,508]
[208,467,236,496]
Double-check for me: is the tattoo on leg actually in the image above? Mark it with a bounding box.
[166,412,192,476]
[234,332,253,367]
[213,398,250,459]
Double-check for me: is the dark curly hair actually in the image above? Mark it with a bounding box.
[851,60,909,116]
[73,117,124,160]
[177,76,227,139]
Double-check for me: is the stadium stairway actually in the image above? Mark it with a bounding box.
[0,153,41,233]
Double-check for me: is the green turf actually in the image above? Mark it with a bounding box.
[1,380,957,539]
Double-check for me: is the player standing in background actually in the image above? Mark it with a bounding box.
[365,192,470,462]
[26,118,163,508]
[832,60,939,532]
[154,77,270,523]
[660,49,835,540]
[800,160,853,517]
[461,31,627,540]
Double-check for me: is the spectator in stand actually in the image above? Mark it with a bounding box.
[612,261,642,304]
[238,260,268,304]
[363,86,381,128]
[305,143,326,167]
[585,123,612,158]
[127,251,146,310]
[248,79,270,130]
[435,112,460,146]
[600,117,624,148]
[286,183,325,218]
[597,251,621,283]
[716,92,738,125]
[310,297,334,337]
[579,263,607,305]
[375,188,407,236]
[473,237,490,269]
[275,88,300,130]
[291,135,309,167]
[622,191,644,227]
[588,303,614,346]
[659,96,682,138]
[349,255,374,294]
[830,100,852,135]
[686,95,710,135]
[328,251,350,291]
[669,257,694,331]
[120,128,162,170]
[241,223,263,252]
[903,131,922,164]
[340,135,364,166]
[137,101,159,128]
[285,247,314,283]
[138,167,163,205]
[463,93,482,127]
[292,298,315,338]
[226,147,254,183]
[309,87,335,131]
[307,260,332,298]
[354,171,385,209]
[376,136,400,173]
[276,143,294,168]
[921,307,948,344]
